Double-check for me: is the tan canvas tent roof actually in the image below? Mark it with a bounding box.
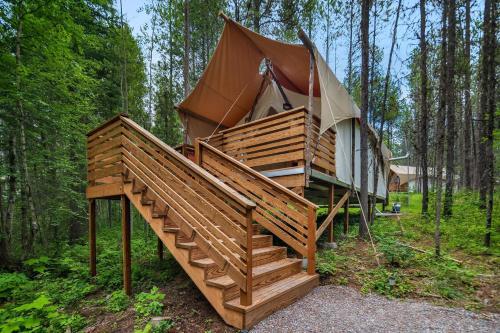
[178,16,360,138]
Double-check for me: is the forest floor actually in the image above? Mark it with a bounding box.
[0,192,498,332]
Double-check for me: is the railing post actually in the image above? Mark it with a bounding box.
[240,208,253,306]
[307,205,316,275]
[194,139,201,166]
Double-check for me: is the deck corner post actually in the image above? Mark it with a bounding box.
[240,208,253,306]
[343,195,350,235]
[89,199,96,277]
[194,139,201,165]
[306,205,317,275]
[157,237,164,261]
[327,185,335,243]
[121,194,132,296]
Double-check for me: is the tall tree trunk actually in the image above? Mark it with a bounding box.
[444,0,456,217]
[419,0,429,215]
[252,0,261,33]
[4,134,17,263]
[347,0,354,93]
[15,3,38,256]
[435,0,448,257]
[480,0,496,247]
[359,0,370,238]
[119,0,129,114]
[183,0,190,143]
[147,4,157,130]
[369,0,377,126]
[370,0,402,223]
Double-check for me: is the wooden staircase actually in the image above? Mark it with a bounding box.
[86,114,319,329]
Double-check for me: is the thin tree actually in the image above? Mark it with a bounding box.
[435,0,448,257]
[478,0,496,247]
[359,0,370,238]
[419,0,429,215]
[463,0,473,190]
[14,0,39,256]
[183,0,190,143]
[119,0,129,114]
[370,0,402,223]
[443,0,456,217]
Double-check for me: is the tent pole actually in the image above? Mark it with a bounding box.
[298,30,316,188]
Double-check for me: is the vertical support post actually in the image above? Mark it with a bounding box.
[298,29,316,188]
[194,139,201,166]
[89,199,96,277]
[157,237,163,260]
[121,195,132,296]
[240,208,253,306]
[327,185,335,242]
[307,205,316,275]
[344,195,350,235]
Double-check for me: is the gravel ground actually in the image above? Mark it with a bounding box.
[250,286,499,333]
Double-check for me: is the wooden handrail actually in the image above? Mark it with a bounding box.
[215,106,307,136]
[120,116,256,210]
[87,116,258,305]
[198,141,317,210]
[197,140,317,275]
[315,191,350,241]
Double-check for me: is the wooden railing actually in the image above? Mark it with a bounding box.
[87,115,257,305]
[207,108,307,171]
[205,107,336,178]
[195,140,318,274]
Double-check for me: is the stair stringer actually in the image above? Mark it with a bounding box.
[123,182,245,329]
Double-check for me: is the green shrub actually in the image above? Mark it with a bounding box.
[134,287,165,318]
[378,237,415,267]
[0,273,29,301]
[360,267,413,298]
[107,290,130,312]
[0,294,86,333]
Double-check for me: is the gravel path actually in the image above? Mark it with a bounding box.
[250,286,499,333]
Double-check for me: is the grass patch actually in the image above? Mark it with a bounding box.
[317,191,499,312]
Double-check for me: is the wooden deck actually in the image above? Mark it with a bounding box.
[86,114,321,329]
[204,107,336,193]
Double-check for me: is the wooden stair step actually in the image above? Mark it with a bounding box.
[224,272,318,314]
[206,258,302,291]
[191,257,216,268]
[251,246,286,266]
[252,234,273,249]
[163,225,180,233]
[177,241,197,249]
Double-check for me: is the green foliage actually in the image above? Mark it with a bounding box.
[107,290,130,313]
[316,250,347,276]
[0,295,86,333]
[360,267,413,298]
[134,287,165,318]
[377,237,415,267]
[0,273,29,300]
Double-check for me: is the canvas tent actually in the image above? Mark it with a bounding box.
[177,15,391,199]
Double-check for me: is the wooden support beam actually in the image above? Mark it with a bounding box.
[240,209,253,306]
[121,195,132,295]
[344,196,350,234]
[89,199,96,277]
[316,191,350,241]
[327,185,335,242]
[307,205,316,275]
[157,237,164,260]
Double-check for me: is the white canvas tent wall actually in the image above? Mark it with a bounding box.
[177,15,391,199]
